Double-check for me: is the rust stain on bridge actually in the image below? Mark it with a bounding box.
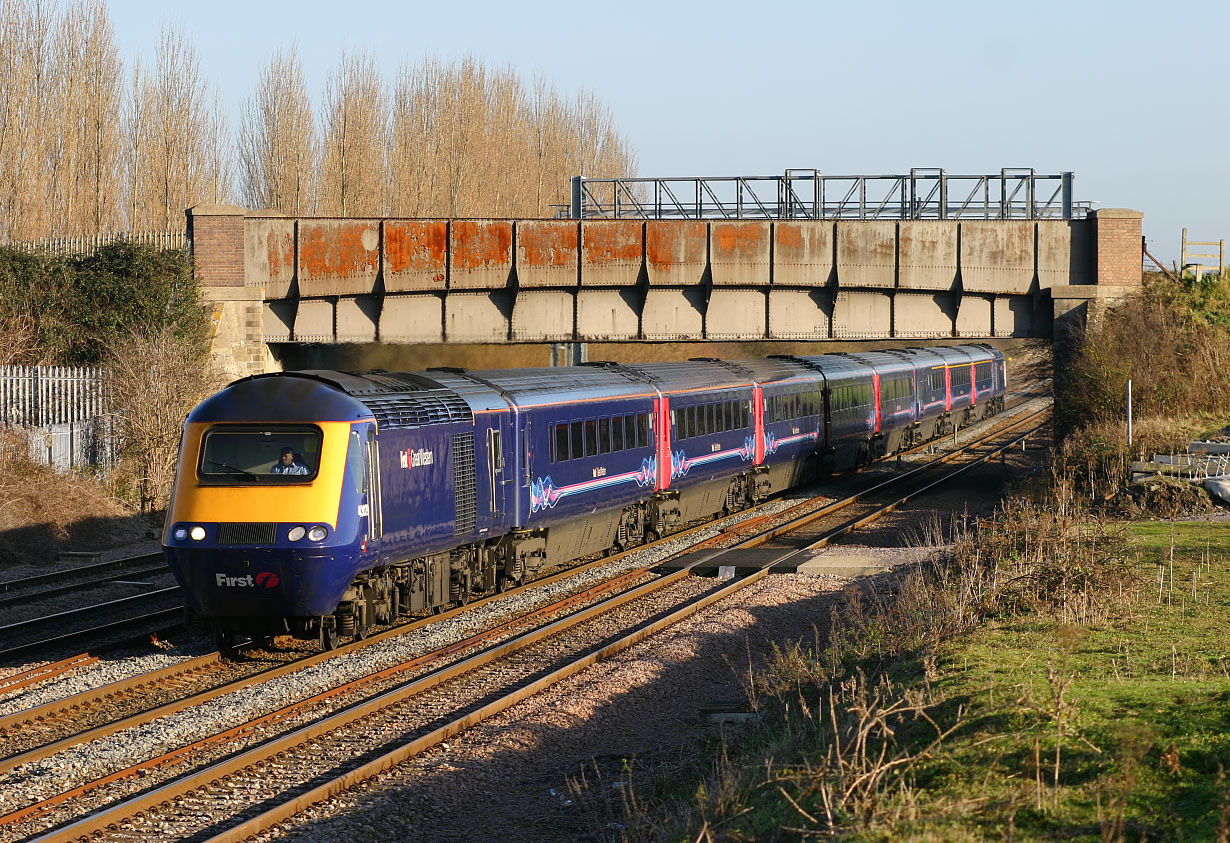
[384,220,447,290]
[299,221,380,280]
[450,220,513,270]
[516,221,578,268]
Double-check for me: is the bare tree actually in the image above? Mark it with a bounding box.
[238,45,316,214]
[124,25,229,230]
[319,49,385,216]
[107,325,221,511]
[52,0,121,235]
[388,56,635,218]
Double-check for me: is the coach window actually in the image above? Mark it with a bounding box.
[636,414,649,447]
[554,423,569,462]
[584,419,598,457]
[688,406,698,439]
[599,417,611,454]
[570,420,583,460]
[612,415,624,451]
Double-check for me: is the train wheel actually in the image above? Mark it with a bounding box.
[320,624,339,651]
[497,575,511,593]
[213,629,236,657]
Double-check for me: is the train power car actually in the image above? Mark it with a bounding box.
[163,345,1008,650]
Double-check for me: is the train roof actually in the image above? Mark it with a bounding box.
[190,372,381,424]
[459,366,652,408]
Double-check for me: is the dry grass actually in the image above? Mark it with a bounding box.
[0,429,150,571]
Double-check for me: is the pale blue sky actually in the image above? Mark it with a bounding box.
[107,0,1228,265]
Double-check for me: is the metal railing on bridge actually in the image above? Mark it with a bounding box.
[570,168,1084,221]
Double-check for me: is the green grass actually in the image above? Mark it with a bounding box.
[631,519,1230,842]
[849,521,1230,840]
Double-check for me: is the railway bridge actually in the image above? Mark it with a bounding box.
[187,170,1143,378]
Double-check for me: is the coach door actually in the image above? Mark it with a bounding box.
[487,426,505,525]
[365,427,382,540]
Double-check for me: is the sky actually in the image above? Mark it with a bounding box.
[106,0,1229,266]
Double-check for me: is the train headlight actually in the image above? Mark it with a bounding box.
[173,527,188,541]
[189,526,206,541]
[288,526,306,542]
[307,526,328,542]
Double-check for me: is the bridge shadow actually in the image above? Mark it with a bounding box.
[264,577,850,843]
[0,514,156,574]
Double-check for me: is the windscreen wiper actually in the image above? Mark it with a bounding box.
[208,461,260,480]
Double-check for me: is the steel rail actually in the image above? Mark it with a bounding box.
[0,566,172,610]
[0,607,182,662]
[0,654,98,695]
[30,565,705,843]
[0,553,164,593]
[207,567,772,843]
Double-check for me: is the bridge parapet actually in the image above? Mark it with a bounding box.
[188,206,1141,376]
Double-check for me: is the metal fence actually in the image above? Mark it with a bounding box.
[571,169,1086,221]
[0,366,118,473]
[13,229,187,256]
[0,365,110,426]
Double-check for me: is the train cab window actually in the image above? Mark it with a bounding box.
[612,415,624,451]
[599,417,611,453]
[198,425,322,484]
[554,423,569,462]
[636,413,650,448]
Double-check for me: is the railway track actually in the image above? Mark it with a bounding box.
[0,552,167,609]
[1,397,1050,842]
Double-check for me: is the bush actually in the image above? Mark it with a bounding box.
[0,241,208,364]
[1055,273,1230,438]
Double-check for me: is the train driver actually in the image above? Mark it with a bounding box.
[270,446,310,475]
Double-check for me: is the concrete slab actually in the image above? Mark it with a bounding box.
[773,221,834,287]
[516,220,579,288]
[646,221,707,286]
[383,220,448,293]
[706,289,766,339]
[710,221,770,286]
[581,220,642,286]
[297,220,380,297]
[245,216,295,298]
[788,550,893,578]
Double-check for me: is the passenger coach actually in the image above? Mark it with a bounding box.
[163,344,1008,650]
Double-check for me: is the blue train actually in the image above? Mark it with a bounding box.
[163,344,1007,649]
